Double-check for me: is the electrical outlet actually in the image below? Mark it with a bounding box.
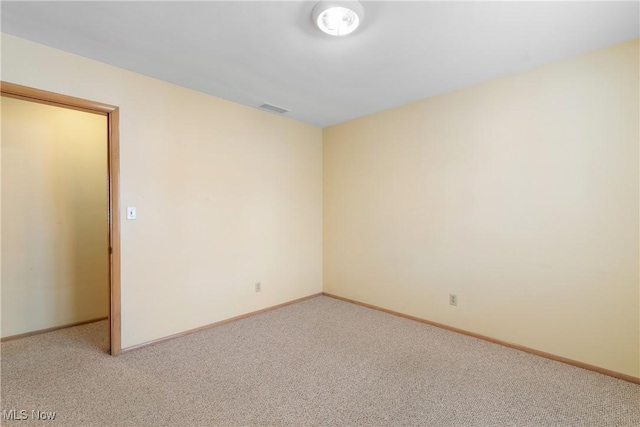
[255,282,261,293]
[449,294,457,306]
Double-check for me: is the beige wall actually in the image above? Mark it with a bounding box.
[1,96,109,337]
[0,34,323,348]
[324,39,640,377]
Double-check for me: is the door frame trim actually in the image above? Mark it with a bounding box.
[1,81,122,355]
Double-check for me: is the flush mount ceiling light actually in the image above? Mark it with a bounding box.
[312,1,364,36]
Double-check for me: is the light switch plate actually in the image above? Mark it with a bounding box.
[126,207,137,220]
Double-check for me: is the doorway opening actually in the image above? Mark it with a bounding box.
[1,82,121,355]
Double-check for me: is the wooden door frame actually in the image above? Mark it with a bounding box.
[1,81,122,355]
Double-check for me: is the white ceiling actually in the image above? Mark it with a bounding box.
[2,1,638,127]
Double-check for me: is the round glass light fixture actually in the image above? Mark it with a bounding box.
[312,1,364,36]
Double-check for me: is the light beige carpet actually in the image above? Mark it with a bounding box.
[1,295,639,426]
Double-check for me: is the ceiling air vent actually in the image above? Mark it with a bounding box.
[259,103,288,114]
